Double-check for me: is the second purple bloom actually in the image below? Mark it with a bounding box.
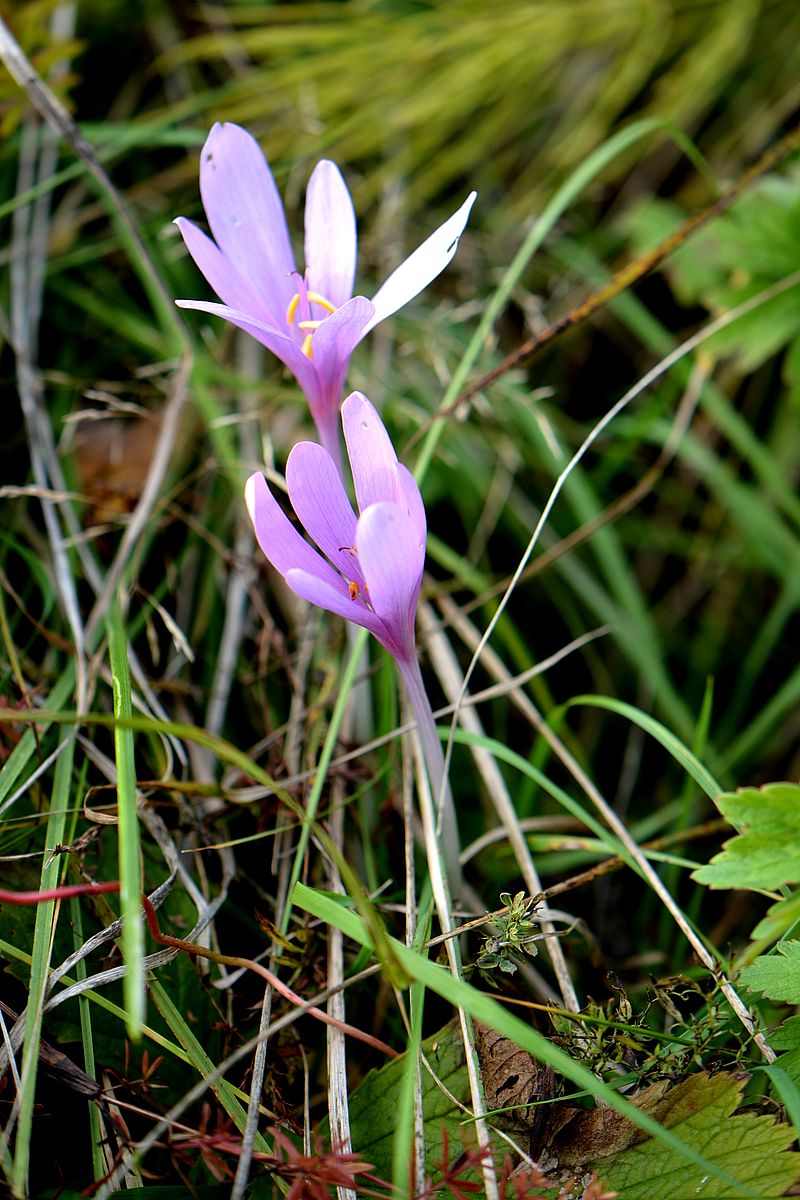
[245,390,425,667]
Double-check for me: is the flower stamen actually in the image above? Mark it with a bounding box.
[286,290,337,326]
[307,291,337,314]
[300,333,314,359]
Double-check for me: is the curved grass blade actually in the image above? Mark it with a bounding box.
[562,694,722,797]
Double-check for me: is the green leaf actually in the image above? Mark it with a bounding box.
[11,736,75,1197]
[752,891,800,942]
[768,1015,800,1051]
[765,1017,800,1103]
[693,783,800,889]
[627,167,800,377]
[739,941,800,1004]
[602,1073,800,1199]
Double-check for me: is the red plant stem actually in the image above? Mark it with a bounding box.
[0,881,396,1059]
[0,882,121,904]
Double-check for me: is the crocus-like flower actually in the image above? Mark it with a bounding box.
[245,390,424,669]
[175,122,476,464]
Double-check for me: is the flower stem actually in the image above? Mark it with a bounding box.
[398,655,463,895]
[316,410,346,481]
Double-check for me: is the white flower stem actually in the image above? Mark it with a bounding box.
[398,655,463,896]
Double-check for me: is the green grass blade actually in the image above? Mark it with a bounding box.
[149,981,269,1151]
[393,980,426,1200]
[280,625,369,934]
[448,727,627,860]
[105,596,145,1040]
[70,894,105,1182]
[0,665,74,812]
[10,734,74,1198]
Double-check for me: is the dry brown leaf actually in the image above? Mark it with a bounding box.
[72,410,164,525]
[475,1019,559,1141]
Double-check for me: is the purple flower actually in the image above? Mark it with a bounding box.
[175,122,476,463]
[245,390,425,667]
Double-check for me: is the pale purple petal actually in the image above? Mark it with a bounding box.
[397,464,427,541]
[175,217,273,324]
[304,160,357,309]
[361,191,477,337]
[285,442,364,587]
[304,297,374,422]
[199,123,296,324]
[285,568,384,639]
[308,297,373,378]
[245,472,343,591]
[356,503,425,660]
[176,299,318,399]
[341,391,401,512]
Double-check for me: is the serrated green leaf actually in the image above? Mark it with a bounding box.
[602,1073,800,1199]
[692,783,800,889]
[766,1020,800,1097]
[768,1015,800,1051]
[739,941,800,1004]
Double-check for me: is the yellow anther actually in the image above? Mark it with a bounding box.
[286,293,301,325]
[301,333,314,359]
[297,319,323,331]
[307,291,337,314]
[286,290,336,326]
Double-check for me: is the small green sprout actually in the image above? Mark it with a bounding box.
[475,891,545,983]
